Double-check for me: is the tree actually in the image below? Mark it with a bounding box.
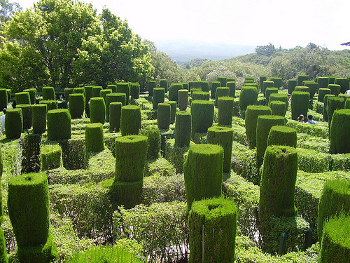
[0,0,21,27]
[255,43,276,57]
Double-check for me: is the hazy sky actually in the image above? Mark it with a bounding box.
[14,0,350,51]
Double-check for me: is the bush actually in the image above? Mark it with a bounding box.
[165,100,177,124]
[297,148,329,173]
[217,76,227,87]
[106,93,126,121]
[215,87,230,107]
[42,86,55,100]
[318,88,331,102]
[218,97,234,126]
[159,79,168,92]
[47,109,71,141]
[294,86,309,93]
[169,83,183,101]
[5,108,22,139]
[191,100,214,136]
[267,125,297,148]
[318,77,329,89]
[328,84,341,96]
[207,126,233,173]
[175,111,191,147]
[85,123,104,152]
[23,88,37,104]
[64,88,74,101]
[191,91,209,101]
[184,144,223,210]
[239,86,258,112]
[211,81,220,99]
[120,105,141,136]
[262,80,274,95]
[152,88,165,109]
[41,144,62,170]
[21,133,41,174]
[141,125,161,160]
[189,197,237,263]
[0,227,7,263]
[330,109,350,154]
[286,119,328,139]
[39,100,58,111]
[148,81,156,96]
[227,81,236,97]
[32,104,47,134]
[130,82,140,100]
[116,82,130,104]
[69,93,85,119]
[17,104,32,130]
[60,137,87,170]
[303,81,319,99]
[297,75,309,86]
[291,91,310,120]
[245,105,272,148]
[0,89,7,113]
[335,78,349,93]
[327,96,345,126]
[178,89,188,111]
[100,89,112,103]
[270,100,287,116]
[269,93,288,111]
[287,79,297,94]
[323,94,335,121]
[110,180,144,209]
[89,97,105,124]
[109,102,122,132]
[91,86,102,97]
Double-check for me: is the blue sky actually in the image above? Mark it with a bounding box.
[14,0,350,51]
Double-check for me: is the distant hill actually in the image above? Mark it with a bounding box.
[155,40,256,64]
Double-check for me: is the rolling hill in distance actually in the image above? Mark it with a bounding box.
[155,39,256,64]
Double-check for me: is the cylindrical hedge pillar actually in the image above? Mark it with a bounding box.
[40,144,62,170]
[17,104,32,130]
[8,172,57,262]
[85,123,104,152]
[0,89,8,111]
[120,105,141,136]
[69,93,84,119]
[297,75,309,86]
[184,144,223,211]
[141,125,160,160]
[39,100,58,111]
[21,133,41,174]
[327,97,345,126]
[211,81,220,99]
[217,76,227,87]
[265,87,278,104]
[100,89,112,103]
[239,86,258,113]
[291,91,310,120]
[207,126,233,173]
[15,92,31,105]
[42,86,55,100]
[189,197,237,263]
[267,125,297,148]
[130,82,140,100]
[328,84,341,96]
[330,109,350,154]
[218,97,234,126]
[175,111,191,147]
[165,100,177,124]
[287,79,297,94]
[318,88,331,102]
[227,81,236,97]
[116,82,130,105]
[109,102,122,132]
[47,109,71,141]
[262,81,274,95]
[215,87,230,107]
[169,83,183,101]
[335,78,349,94]
[23,88,37,105]
[178,89,188,111]
[148,81,156,97]
[5,108,23,139]
[152,88,165,110]
[191,100,214,136]
[157,103,171,130]
[32,104,47,134]
[318,77,329,89]
[245,105,272,149]
[303,81,319,99]
[89,97,106,124]
[106,93,126,121]
[323,94,335,121]
[269,93,288,112]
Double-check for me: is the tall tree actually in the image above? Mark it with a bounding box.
[0,0,21,27]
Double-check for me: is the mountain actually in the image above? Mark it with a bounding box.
[155,39,256,64]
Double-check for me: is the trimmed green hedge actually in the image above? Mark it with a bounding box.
[106,93,126,121]
[328,84,341,96]
[130,82,140,100]
[287,79,297,94]
[148,81,156,97]
[157,103,171,130]
[39,100,58,111]
[297,75,309,86]
[41,144,62,170]
[270,77,282,88]
[152,88,165,110]
[178,89,188,111]
[303,81,319,99]
[217,76,227,87]
[141,125,160,160]
[227,81,236,97]
[291,91,310,120]
[297,148,329,173]
[327,97,345,127]
[17,104,32,130]
[85,123,104,152]
[23,88,37,104]
[335,78,349,93]
[32,104,47,134]
[60,137,87,170]
[120,105,141,136]
[5,108,23,139]
[218,96,234,126]
[318,77,329,89]
[318,88,331,102]
[270,100,287,116]
[169,83,183,101]
[116,82,130,105]
[294,86,309,93]
[15,91,31,105]
[239,86,258,112]
[330,109,350,154]
[109,102,122,132]
[91,86,102,97]
[21,133,41,174]
[191,91,209,101]
[215,87,230,107]
[269,93,288,111]
[89,97,105,124]
[175,111,191,147]
[159,79,168,92]
[211,81,220,99]
[42,86,55,100]
[191,100,214,136]
[69,93,85,119]
[47,109,71,141]
[267,125,297,148]
[165,100,176,124]
[0,89,7,111]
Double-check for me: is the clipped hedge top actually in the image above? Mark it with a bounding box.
[188,143,223,156]
[121,105,140,110]
[115,135,148,144]
[323,179,350,196]
[48,109,70,115]
[86,123,103,129]
[191,100,214,106]
[333,109,350,117]
[107,93,126,97]
[176,111,191,116]
[218,96,234,102]
[265,145,297,158]
[9,172,47,187]
[270,125,296,134]
[246,105,271,112]
[323,214,350,247]
[208,126,233,134]
[190,197,237,220]
[257,115,286,121]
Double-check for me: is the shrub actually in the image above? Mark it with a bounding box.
[218,96,234,126]
[32,104,47,134]
[198,81,210,92]
[318,179,350,240]
[267,125,297,148]
[189,197,237,263]
[157,103,171,130]
[141,125,160,160]
[116,82,130,104]
[318,88,331,102]
[120,105,141,136]
[0,89,7,112]
[84,85,93,108]
[346,98,350,109]
[41,144,62,170]
[182,82,189,90]
[64,88,74,101]
[327,96,345,126]
[303,81,319,99]
[294,86,309,93]
[21,133,41,174]
[245,105,272,148]
[191,91,209,101]
[148,81,156,96]
[85,123,104,152]
[89,97,105,124]
[92,86,102,97]
[184,144,223,210]
[106,93,126,121]
[110,180,144,209]
[211,81,220,99]
[5,108,22,139]
[153,88,165,109]
[175,111,191,147]
[335,78,349,93]
[227,81,236,97]
[191,100,214,136]
[109,102,122,132]
[239,86,258,114]
[270,77,282,88]
[323,94,335,121]
[39,100,58,111]
[47,109,71,141]
[270,100,287,116]
[100,89,112,103]
[60,137,87,170]
[207,126,233,173]
[287,79,297,94]
[17,104,32,130]
[291,91,310,120]
[328,84,341,96]
[169,83,183,101]
[217,76,227,87]
[256,115,286,167]
[23,88,37,104]
[330,109,350,154]
[159,79,168,92]
[269,93,288,111]
[0,228,7,263]
[297,75,309,86]
[69,93,85,119]
[130,82,140,100]
[320,214,350,263]
[318,77,329,89]
[262,80,274,95]
[215,87,230,107]
[178,89,188,111]
[297,148,329,173]
[42,86,55,100]
[15,91,31,105]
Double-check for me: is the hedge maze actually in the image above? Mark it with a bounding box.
[0,75,350,262]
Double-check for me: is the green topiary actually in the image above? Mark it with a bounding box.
[323,94,335,121]
[5,108,23,139]
[130,82,140,100]
[17,104,32,130]
[318,179,350,240]
[60,137,86,170]
[39,100,58,111]
[169,83,183,101]
[152,88,165,109]
[291,91,310,120]
[227,81,236,97]
[217,76,227,87]
[269,101,287,116]
[175,111,191,147]
[287,79,297,94]
[109,102,122,132]
[85,123,104,152]
[328,84,341,96]
[178,89,188,111]
[256,115,286,167]
[184,144,223,210]
[92,86,102,97]
[198,81,210,92]
[189,197,237,263]
[297,75,309,86]
[0,89,7,111]
[107,84,117,93]
[23,88,37,105]
[330,109,350,154]
[191,91,209,101]
[239,86,258,112]
[165,100,177,124]
[211,81,221,99]
[265,87,278,104]
[40,144,62,170]
[270,77,282,88]
[191,100,214,136]
[218,97,234,126]
[259,76,267,92]
[106,93,126,121]
[327,96,345,125]
[100,89,112,103]
[120,105,141,136]
[116,83,130,104]
[0,227,7,263]
[47,109,71,141]
[294,86,309,93]
[262,81,274,95]
[148,81,156,97]
[318,77,329,89]
[207,126,234,173]
[335,78,349,93]
[64,88,73,101]
[32,104,47,134]
[84,85,93,106]
[89,97,105,124]
[15,92,31,105]
[215,87,230,107]
[42,86,55,100]
[267,125,297,148]
[110,180,144,210]
[318,88,331,102]
[245,105,272,148]
[157,103,171,130]
[303,81,319,99]
[182,82,189,90]
[141,125,160,160]
[21,133,41,174]
[269,92,288,111]
[159,79,168,93]
[69,93,85,119]
[73,87,85,95]
[346,98,350,109]
[320,214,350,262]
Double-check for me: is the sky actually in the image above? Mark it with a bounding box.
[13,0,350,51]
